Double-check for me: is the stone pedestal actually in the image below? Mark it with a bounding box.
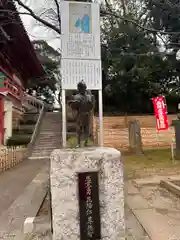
[50,147,125,240]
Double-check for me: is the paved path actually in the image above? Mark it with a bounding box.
[0,158,48,216]
[124,182,150,240]
[127,178,180,240]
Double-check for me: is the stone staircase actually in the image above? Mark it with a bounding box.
[28,112,62,160]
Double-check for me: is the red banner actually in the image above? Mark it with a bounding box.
[152,96,168,131]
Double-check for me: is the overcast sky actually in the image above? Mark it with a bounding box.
[20,0,60,50]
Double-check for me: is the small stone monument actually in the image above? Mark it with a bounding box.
[50,147,125,240]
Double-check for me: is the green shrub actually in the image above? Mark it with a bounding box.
[6,135,31,146]
[67,136,94,148]
[12,128,33,135]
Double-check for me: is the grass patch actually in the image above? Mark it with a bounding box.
[67,136,94,148]
[123,148,180,179]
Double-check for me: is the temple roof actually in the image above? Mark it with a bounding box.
[0,0,45,85]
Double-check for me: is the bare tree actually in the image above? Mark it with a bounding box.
[1,0,179,41]
[14,0,61,34]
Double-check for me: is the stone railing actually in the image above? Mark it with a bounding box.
[22,93,44,112]
[0,146,27,173]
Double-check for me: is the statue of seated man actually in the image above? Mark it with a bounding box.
[68,81,95,147]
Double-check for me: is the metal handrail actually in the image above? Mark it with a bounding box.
[30,104,45,144]
[27,103,45,155]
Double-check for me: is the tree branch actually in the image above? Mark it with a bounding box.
[6,0,180,38]
[53,0,61,30]
[14,0,61,34]
[102,10,180,35]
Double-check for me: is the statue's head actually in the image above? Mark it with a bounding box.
[77,80,87,94]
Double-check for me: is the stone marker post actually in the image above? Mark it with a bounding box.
[50,147,125,240]
[172,120,180,159]
[128,120,142,154]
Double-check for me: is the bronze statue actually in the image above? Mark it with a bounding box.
[68,81,95,147]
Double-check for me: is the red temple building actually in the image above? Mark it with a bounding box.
[0,0,45,144]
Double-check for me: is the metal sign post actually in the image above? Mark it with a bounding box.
[61,89,67,148]
[60,1,103,147]
[98,89,103,146]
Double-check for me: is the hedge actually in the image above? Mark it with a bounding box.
[12,128,33,135]
[6,135,31,146]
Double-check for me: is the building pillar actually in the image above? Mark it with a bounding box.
[4,99,12,144]
[0,96,4,145]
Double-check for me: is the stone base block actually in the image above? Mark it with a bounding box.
[51,147,125,240]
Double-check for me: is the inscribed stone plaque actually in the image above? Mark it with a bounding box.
[78,171,101,240]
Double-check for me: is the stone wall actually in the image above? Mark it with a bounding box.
[100,114,177,128]
[93,115,176,150]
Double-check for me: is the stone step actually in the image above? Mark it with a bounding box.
[41,119,61,122]
[32,149,54,154]
[36,141,61,145]
[33,147,60,151]
[40,127,61,129]
[37,134,61,137]
[34,147,60,151]
[44,113,61,117]
[28,156,50,160]
[33,145,59,148]
[42,116,61,119]
[30,154,52,159]
[37,139,61,142]
[38,133,61,136]
[41,123,61,126]
[32,148,55,152]
[40,127,61,130]
[40,128,61,131]
[31,154,53,158]
[41,120,61,123]
[32,148,54,152]
[39,131,61,134]
[38,132,61,135]
[36,137,61,141]
[37,137,61,141]
[36,140,61,144]
[35,142,61,145]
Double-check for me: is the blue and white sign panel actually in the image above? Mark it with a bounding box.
[60,1,101,90]
[60,1,101,60]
